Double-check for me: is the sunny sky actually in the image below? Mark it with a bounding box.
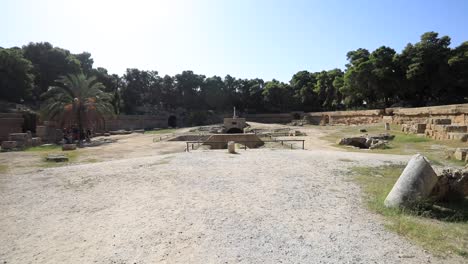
[2,0,468,81]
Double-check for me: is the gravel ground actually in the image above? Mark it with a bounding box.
[1,149,463,263]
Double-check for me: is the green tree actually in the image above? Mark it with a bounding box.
[448,41,468,102]
[290,71,319,111]
[23,42,81,100]
[262,79,292,112]
[41,74,114,135]
[0,48,35,103]
[397,32,452,105]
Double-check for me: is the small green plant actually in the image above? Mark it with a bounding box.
[352,165,468,258]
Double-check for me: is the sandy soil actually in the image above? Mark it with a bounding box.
[0,125,464,263]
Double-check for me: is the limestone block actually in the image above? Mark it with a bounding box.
[46,153,68,162]
[445,125,467,133]
[384,123,390,130]
[454,148,468,161]
[62,144,77,151]
[448,133,468,142]
[429,118,452,125]
[8,133,28,141]
[31,137,42,146]
[36,126,47,138]
[1,141,17,150]
[384,154,438,208]
[227,141,236,153]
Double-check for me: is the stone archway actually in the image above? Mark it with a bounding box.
[226,127,243,134]
[168,115,177,128]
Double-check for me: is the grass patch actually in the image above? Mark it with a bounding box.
[352,165,468,258]
[26,144,62,152]
[321,124,466,166]
[144,128,177,134]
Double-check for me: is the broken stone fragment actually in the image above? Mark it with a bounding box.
[46,153,69,162]
[430,169,468,201]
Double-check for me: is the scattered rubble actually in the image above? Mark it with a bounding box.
[385,154,468,208]
[337,133,394,149]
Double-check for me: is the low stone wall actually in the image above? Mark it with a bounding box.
[387,104,468,125]
[203,134,264,149]
[0,113,24,142]
[103,115,171,131]
[304,109,383,125]
[245,113,294,124]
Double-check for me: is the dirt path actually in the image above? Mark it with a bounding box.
[1,125,464,263]
[1,148,463,263]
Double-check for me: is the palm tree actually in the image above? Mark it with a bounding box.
[41,74,114,139]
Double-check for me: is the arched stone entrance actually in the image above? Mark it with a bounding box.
[225,127,243,134]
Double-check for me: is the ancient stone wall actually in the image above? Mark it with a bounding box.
[0,113,24,141]
[245,113,294,124]
[304,109,383,125]
[387,104,468,125]
[102,115,173,131]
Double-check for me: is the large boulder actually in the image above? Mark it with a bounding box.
[384,154,438,208]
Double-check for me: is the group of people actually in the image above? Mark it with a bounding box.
[62,126,92,144]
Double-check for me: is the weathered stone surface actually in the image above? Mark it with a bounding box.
[444,125,467,133]
[369,141,387,149]
[447,133,468,142]
[431,169,468,201]
[385,154,438,208]
[337,137,368,148]
[104,133,111,137]
[62,144,77,151]
[454,148,468,161]
[1,141,17,150]
[31,137,42,147]
[429,118,452,125]
[384,123,390,130]
[411,123,426,134]
[46,154,69,162]
[227,141,236,153]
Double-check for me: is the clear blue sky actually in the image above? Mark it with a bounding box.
[2,0,468,82]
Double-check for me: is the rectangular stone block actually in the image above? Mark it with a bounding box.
[31,137,42,146]
[429,118,452,125]
[445,125,467,133]
[454,148,468,161]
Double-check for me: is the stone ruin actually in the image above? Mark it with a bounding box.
[385,154,468,208]
[401,118,468,142]
[337,133,395,149]
[1,132,42,152]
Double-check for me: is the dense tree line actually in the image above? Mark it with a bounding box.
[1,32,467,115]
